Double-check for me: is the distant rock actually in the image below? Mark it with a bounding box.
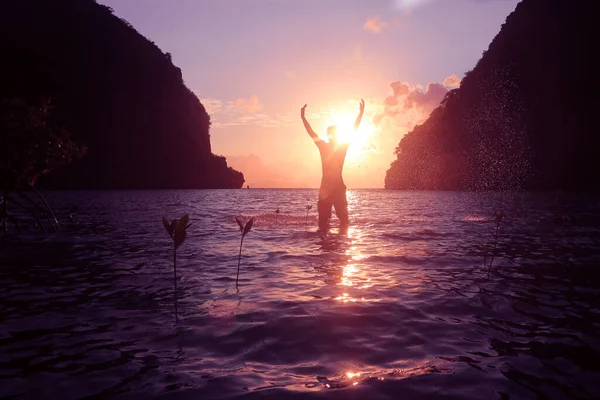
[385,0,597,191]
[0,0,244,189]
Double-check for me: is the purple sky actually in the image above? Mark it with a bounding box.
[98,0,521,188]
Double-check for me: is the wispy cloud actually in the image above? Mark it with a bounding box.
[199,98,224,115]
[394,0,500,13]
[198,95,292,128]
[394,0,437,12]
[363,16,388,33]
[229,95,263,113]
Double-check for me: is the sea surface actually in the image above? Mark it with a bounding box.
[1,189,600,400]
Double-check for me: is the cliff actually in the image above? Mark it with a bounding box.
[0,0,244,189]
[385,0,597,191]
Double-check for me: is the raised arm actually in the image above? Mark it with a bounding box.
[354,99,365,131]
[301,104,321,143]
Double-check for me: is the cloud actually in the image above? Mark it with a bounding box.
[229,95,263,113]
[404,82,448,115]
[200,98,224,115]
[395,0,503,13]
[374,74,459,128]
[363,16,388,33]
[229,113,294,128]
[443,74,461,88]
[394,0,438,11]
[198,95,292,128]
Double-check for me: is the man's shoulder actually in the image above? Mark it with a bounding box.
[316,140,328,149]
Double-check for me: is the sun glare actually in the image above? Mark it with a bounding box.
[326,111,376,163]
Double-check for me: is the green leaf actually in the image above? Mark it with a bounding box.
[173,214,190,249]
[163,216,173,237]
[235,217,243,232]
[170,220,177,237]
[178,214,189,229]
[243,217,254,236]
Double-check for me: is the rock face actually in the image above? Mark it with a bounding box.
[385,0,597,191]
[0,0,244,189]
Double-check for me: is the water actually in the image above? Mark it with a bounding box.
[1,189,600,399]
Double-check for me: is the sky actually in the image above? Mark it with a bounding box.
[98,0,521,188]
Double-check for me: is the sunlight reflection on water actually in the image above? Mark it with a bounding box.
[1,190,600,399]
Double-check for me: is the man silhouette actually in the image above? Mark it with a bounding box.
[301,99,364,232]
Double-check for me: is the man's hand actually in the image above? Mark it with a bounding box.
[354,99,365,131]
[301,103,319,142]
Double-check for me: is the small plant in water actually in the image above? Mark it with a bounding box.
[484,211,504,277]
[162,214,191,320]
[235,216,254,288]
[305,205,313,224]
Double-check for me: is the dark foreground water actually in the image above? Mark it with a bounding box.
[1,190,600,400]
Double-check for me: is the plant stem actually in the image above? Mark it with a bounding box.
[1,188,7,235]
[488,221,500,276]
[236,235,244,288]
[7,215,22,233]
[483,246,487,268]
[16,190,55,230]
[7,194,47,233]
[30,185,60,231]
[173,245,178,322]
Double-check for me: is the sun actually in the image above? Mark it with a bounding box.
[326,111,376,163]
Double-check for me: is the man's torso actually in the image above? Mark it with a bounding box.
[317,141,349,198]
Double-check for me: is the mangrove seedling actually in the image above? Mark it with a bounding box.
[235,217,254,288]
[305,205,313,224]
[1,98,86,235]
[484,211,504,277]
[162,214,191,319]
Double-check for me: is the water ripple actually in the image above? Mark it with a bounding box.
[1,190,600,399]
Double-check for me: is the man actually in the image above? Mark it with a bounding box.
[301,99,364,232]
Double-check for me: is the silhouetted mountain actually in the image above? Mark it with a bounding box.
[0,0,244,189]
[385,0,597,191]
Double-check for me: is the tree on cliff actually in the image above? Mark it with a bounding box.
[1,97,86,233]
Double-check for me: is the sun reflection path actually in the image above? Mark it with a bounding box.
[333,226,378,303]
[319,370,391,390]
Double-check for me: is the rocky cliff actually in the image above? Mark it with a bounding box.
[0,0,244,189]
[385,0,597,191]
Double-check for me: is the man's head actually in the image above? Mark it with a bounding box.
[327,125,338,144]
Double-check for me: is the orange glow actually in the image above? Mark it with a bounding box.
[325,110,376,163]
[346,372,362,379]
[334,230,377,302]
[340,264,358,287]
